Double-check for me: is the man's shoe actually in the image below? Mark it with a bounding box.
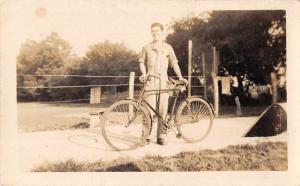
[157,138,167,145]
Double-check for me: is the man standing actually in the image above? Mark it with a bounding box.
[138,23,187,145]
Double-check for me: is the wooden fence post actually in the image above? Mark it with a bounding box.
[213,46,217,74]
[212,46,220,117]
[212,73,219,117]
[89,112,100,128]
[188,40,192,97]
[90,87,101,104]
[129,72,135,99]
[129,72,135,115]
[201,52,207,99]
[271,72,278,104]
[112,86,117,95]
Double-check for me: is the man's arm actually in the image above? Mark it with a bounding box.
[139,46,147,76]
[173,63,188,84]
[173,63,183,80]
[140,62,147,76]
[139,46,147,82]
[169,45,187,82]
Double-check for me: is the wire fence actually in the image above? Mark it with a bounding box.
[18,73,272,117]
[17,74,200,78]
[17,84,130,89]
[17,74,211,104]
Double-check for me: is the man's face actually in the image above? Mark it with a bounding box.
[151,26,163,42]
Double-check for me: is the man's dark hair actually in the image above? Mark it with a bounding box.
[151,23,164,31]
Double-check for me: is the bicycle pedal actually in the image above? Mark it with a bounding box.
[176,133,182,138]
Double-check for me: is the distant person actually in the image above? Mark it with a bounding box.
[138,23,187,145]
[274,62,286,102]
[229,60,244,116]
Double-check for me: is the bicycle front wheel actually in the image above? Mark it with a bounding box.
[175,97,214,143]
[101,100,151,151]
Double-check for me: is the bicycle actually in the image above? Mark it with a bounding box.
[101,74,214,151]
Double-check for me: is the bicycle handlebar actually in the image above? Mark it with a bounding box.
[146,73,161,80]
[139,74,188,95]
[141,74,188,87]
[139,73,161,84]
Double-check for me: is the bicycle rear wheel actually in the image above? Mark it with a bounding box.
[175,97,213,143]
[101,100,151,151]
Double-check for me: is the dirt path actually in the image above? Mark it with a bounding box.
[18,116,287,172]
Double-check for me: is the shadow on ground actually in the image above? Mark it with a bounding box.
[98,162,142,172]
[70,122,90,129]
[32,141,287,172]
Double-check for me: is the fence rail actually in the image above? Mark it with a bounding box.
[17,74,204,89]
[17,74,131,78]
[17,74,200,78]
[17,84,129,89]
[17,72,208,105]
[17,84,204,89]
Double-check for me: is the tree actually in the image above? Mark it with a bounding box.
[79,41,139,90]
[166,10,286,84]
[17,32,75,101]
[17,34,139,101]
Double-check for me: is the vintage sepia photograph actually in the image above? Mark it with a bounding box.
[1,0,300,185]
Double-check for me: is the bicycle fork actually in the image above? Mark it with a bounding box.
[125,110,141,128]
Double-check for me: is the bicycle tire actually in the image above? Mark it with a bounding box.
[175,97,213,143]
[101,100,151,151]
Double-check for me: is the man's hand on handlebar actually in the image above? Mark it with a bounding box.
[139,74,161,83]
[139,74,147,83]
[179,77,188,85]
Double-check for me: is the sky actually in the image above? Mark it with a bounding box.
[4,0,211,57]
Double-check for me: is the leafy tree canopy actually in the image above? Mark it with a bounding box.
[17,35,138,101]
[166,10,286,83]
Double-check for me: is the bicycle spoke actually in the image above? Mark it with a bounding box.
[176,98,213,143]
[102,100,150,151]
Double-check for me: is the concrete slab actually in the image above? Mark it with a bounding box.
[18,116,287,172]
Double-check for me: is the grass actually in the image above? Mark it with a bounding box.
[18,101,269,133]
[33,141,287,172]
[219,105,269,118]
[17,91,137,132]
[18,102,92,132]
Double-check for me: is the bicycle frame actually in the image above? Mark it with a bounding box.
[102,75,215,150]
[135,74,187,128]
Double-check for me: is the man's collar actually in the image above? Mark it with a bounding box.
[150,41,167,51]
